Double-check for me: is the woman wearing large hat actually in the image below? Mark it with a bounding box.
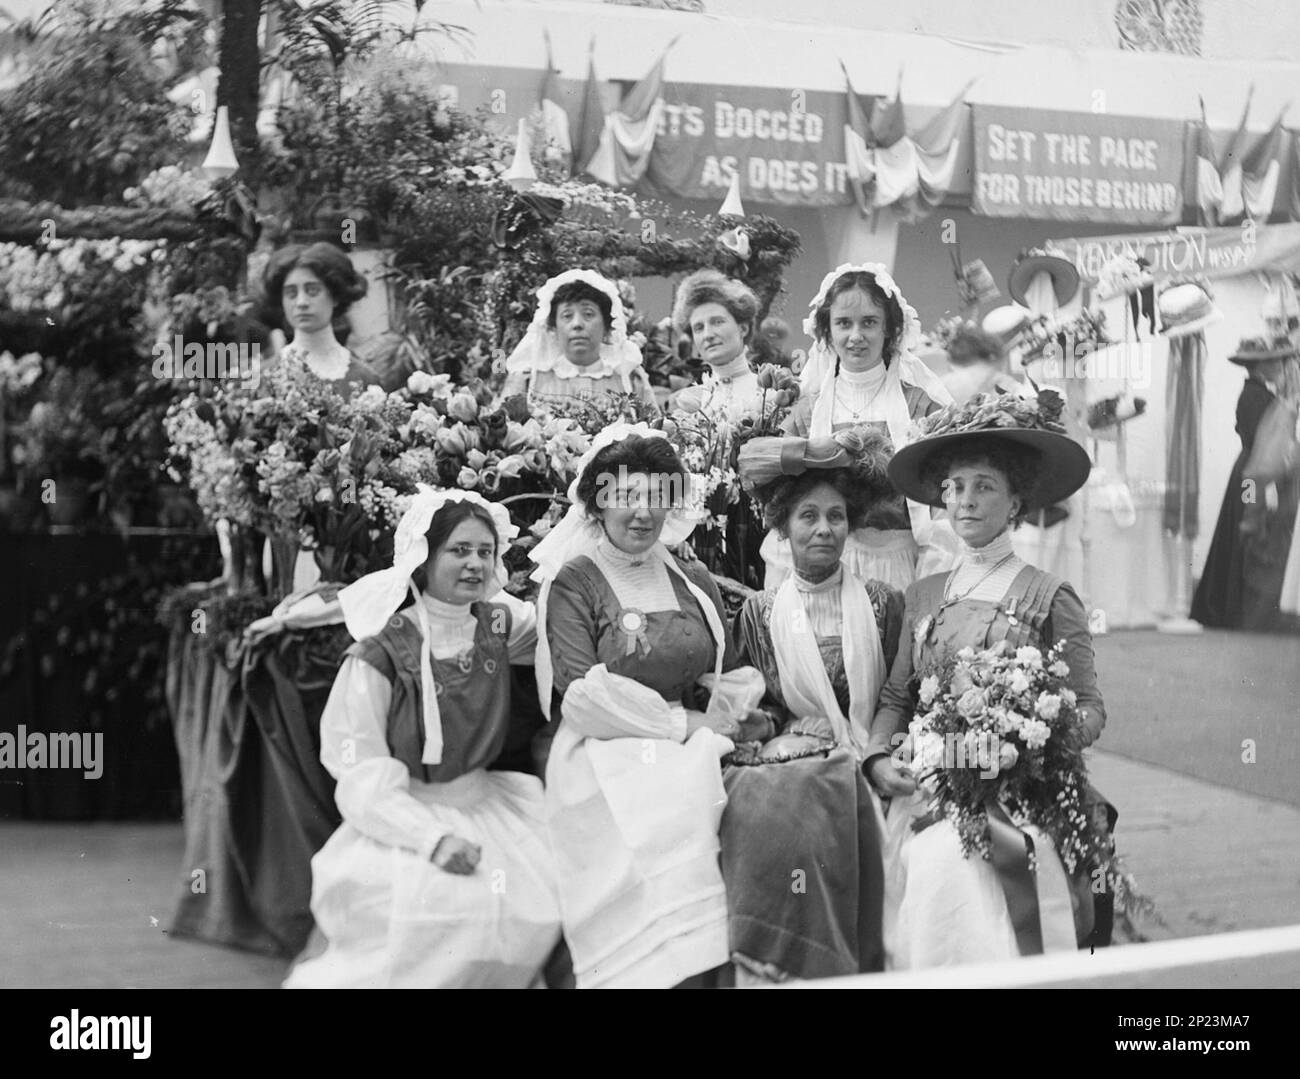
[1192,335,1300,631]
[721,428,905,982]
[766,264,958,592]
[862,390,1112,969]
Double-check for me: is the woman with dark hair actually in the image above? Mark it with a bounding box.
[529,424,767,988]
[502,269,659,416]
[764,264,957,592]
[670,269,764,420]
[719,428,905,982]
[862,391,1110,969]
[284,487,560,987]
[262,242,382,394]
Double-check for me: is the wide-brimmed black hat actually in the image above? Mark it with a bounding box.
[889,390,1092,511]
[1008,250,1081,309]
[1228,335,1299,365]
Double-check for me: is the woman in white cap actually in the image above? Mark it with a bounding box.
[530,423,768,988]
[769,263,957,590]
[501,269,659,417]
[283,486,561,988]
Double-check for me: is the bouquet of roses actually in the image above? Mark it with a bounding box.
[904,640,1147,916]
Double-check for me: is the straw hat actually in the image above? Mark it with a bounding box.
[1008,250,1080,309]
[1227,335,1299,366]
[1158,283,1224,338]
[888,390,1092,511]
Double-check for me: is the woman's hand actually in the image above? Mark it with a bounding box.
[866,756,917,797]
[684,709,772,740]
[431,834,482,875]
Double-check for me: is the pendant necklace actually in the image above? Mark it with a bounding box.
[916,553,1015,645]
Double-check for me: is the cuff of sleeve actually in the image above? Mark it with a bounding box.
[666,703,688,742]
[417,828,447,863]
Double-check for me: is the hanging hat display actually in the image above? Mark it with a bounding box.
[1158,282,1224,338]
[1007,249,1081,309]
[888,389,1092,512]
[980,304,1034,347]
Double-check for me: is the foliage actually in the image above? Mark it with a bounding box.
[0,0,205,206]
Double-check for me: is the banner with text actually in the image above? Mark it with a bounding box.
[645,82,855,207]
[972,106,1186,225]
[1046,222,1300,285]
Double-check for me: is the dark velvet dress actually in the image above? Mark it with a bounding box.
[1192,376,1300,631]
[725,577,904,980]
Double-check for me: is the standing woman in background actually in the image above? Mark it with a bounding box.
[1193,336,1300,632]
[768,264,957,591]
[262,242,383,394]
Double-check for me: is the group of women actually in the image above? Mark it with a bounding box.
[257,246,1111,988]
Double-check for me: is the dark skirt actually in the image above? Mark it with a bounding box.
[720,747,884,980]
[1193,455,1300,631]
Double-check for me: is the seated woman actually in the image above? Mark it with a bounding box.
[502,269,659,418]
[284,487,560,988]
[530,424,767,989]
[864,391,1108,969]
[669,269,765,420]
[261,242,384,394]
[767,264,957,592]
[723,429,904,982]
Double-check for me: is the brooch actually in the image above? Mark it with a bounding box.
[915,615,933,645]
[617,608,652,658]
[1004,598,1020,628]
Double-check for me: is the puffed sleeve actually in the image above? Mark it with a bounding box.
[494,591,538,664]
[546,565,689,741]
[865,581,922,763]
[318,656,445,859]
[1043,582,1106,746]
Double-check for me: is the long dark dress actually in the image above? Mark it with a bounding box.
[1192,376,1300,630]
[724,577,903,980]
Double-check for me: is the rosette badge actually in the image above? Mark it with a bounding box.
[617,608,651,658]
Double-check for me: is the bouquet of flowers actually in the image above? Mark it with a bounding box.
[906,640,1147,915]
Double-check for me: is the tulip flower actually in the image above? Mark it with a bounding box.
[465,448,487,470]
[496,453,526,478]
[435,426,467,456]
[456,466,479,489]
[448,392,479,423]
[478,467,502,494]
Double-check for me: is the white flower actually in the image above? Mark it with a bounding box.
[1015,646,1043,668]
[354,384,387,413]
[1035,693,1062,721]
[918,674,940,705]
[998,741,1019,770]
[1021,719,1052,750]
[1049,659,1070,678]
[956,646,976,661]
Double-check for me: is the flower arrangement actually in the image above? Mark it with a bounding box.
[1087,392,1147,433]
[906,640,1149,917]
[922,315,978,353]
[912,387,1067,440]
[1019,308,1111,364]
[123,166,214,215]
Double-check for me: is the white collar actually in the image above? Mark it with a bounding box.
[707,354,755,384]
[419,592,473,621]
[596,534,661,569]
[838,362,887,387]
[957,530,1017,566]
[549,348,623,380]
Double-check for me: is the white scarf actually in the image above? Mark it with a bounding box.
[769,568,885,759]
[805,343,953,546]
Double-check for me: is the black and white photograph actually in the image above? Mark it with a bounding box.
[0,0,1297,1021]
